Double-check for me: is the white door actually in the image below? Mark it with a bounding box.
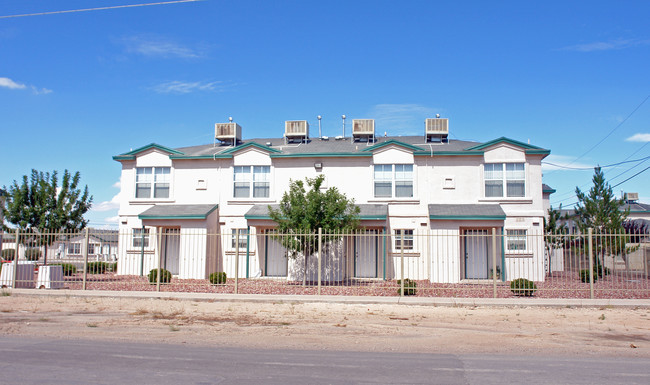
[464,229,488,279]
[355,230,378,278]
[265,231,288,277]
[163,228,180,275]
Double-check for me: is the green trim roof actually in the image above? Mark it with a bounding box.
[428,204,506,221]
[113,143,184,161]
[220,142,281,154]
[362,139,424,153]
[139,204,219,220]
[466,137,550,154]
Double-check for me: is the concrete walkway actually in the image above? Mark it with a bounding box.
[6,288,650,308]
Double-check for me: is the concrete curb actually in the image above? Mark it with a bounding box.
[6,288,650,308]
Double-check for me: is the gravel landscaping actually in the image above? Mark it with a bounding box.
[52,271,650,299]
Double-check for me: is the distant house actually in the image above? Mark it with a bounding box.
[113,117,552,282]
[560,193,650,234]
[48,230,119,262]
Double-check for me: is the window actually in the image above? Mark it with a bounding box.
[394,229,414,250]
[136,167,170,198]
[87,244,95,255]
[231,229,248,249]
[132,228,150,248]
[234,166,270,198]
[484,163,525,197]
[68,243,81,255]
[506,229,527,252]
[374,164,413,198]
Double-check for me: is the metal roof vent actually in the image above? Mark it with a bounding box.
[215,122,242,146]
[284,120,309,143]
[352,119,375,142]
[425,117,449,142]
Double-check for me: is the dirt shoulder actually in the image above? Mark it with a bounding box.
[1,293,649,357]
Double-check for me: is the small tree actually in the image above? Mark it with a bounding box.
[544,205,567,273]
[574,167,628,272]
[268,175,360,283]
[2,169,93,264]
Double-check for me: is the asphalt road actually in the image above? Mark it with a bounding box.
[1,336,648,384]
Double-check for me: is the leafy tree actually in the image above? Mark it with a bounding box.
[574,167,628,273]
[268,175,359,282]
[2,169,93,264]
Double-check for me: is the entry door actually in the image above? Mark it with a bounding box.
[265,231,288,277]
[163,228,181,275]
[464,229,488,279]
[355,230,378,278]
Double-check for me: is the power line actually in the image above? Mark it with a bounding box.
[612,166,650,188]
[543,155,650,170]
[546,94,650,174]
[0,0,202,19]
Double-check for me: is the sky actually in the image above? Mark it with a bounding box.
[1,0,649,228]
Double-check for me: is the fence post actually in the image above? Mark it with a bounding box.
[588,227,594,299]
[400,229,404,297]
[492,228,497,298]
[235,229,239,294]
[82,228,89,291]
[246,226,250,279]
[382,227,386,280]
[139,225,145,277]
[318,228,322,295]
[12,228,19,288]
[156,228,163,292]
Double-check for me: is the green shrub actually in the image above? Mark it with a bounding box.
[1,249,15,261]
[24,248,42,261]
[108,262,118,272]
[148,268,172,284]
[594,263,610,278]
[397,279,417,296]
[54,263,77,276]
[209,272,227,285]
[510,278,537,296]
[579,269,597,283]
[87,262,109,274]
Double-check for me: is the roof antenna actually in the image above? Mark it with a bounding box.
[341,115,346,138]
[317,115,322,138]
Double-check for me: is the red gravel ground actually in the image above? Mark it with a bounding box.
[53,271,650,299]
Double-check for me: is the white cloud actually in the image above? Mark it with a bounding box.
[151,80,229,94]
[542,155,594,171]
[626,133,650,142]
[122,35,202,59]
[0,77,26,89]
[112,181,121,188]
[104,216,120,224]
[93,191,121,212]
[561,38,650,52]
[369,104,438,135]
[0,77,52,94]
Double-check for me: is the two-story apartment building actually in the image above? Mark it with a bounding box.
[113,118,551,283]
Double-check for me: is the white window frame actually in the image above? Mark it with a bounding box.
[231,229,249,249]
[394,229,414,251]
[374,164,413,198]
[135,167,171,199]
[484,163,525,198]
[506,229,528,253]
[132,228,150,248]
[67,243,81,255]
[233,166,270,198]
